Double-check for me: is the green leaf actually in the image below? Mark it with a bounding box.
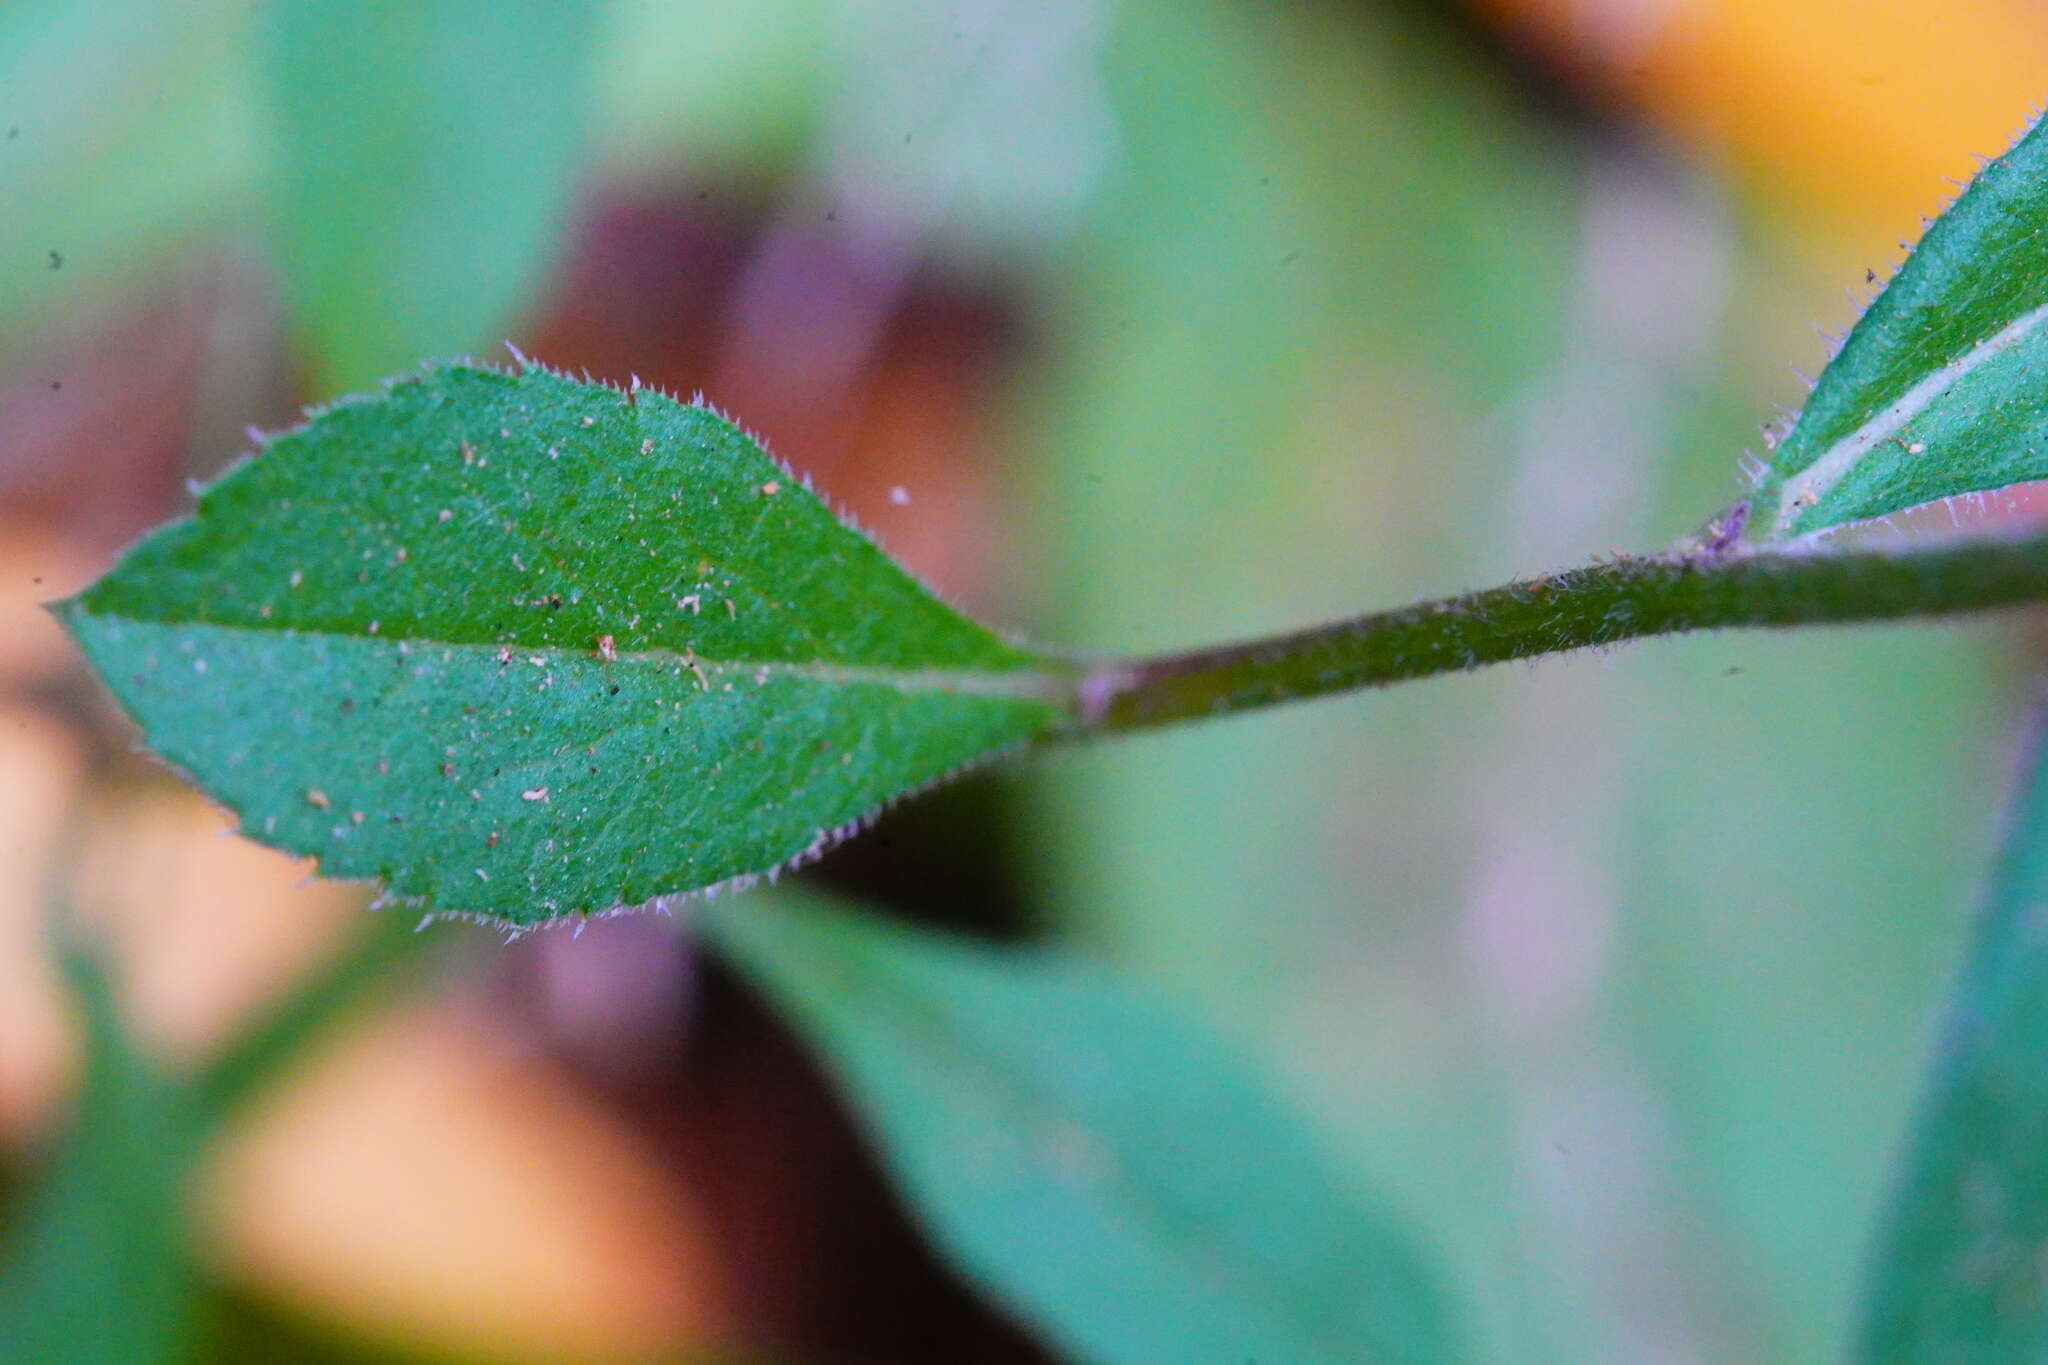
[0,946,200,1365]
[0,1,257,371]
[1854,718,2048,1361]
[59,364,1071,927]
[264,0,598,392]
[0,899,443,1364]
[705,889,1462,1365]
[1761,114,2048,538]
[196,908,438,1122]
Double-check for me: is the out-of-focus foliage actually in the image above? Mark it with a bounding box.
[0,914,444,1364]
[709,886,1462,1365]
[0,946,200,1363]
[0,2,257,370]
[1856,722,2048,1361]
[264,1,597,392]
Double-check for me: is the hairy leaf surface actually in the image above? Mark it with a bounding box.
[1856,720,2048,1361]
[60,365,1070,926]
[1762,115,2048,538]
[708,889,1461,1365]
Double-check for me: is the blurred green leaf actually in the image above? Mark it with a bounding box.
[1761,114,2048,538]
[60,364,1071,926]
[706,888,1463,1365]
[197,1286,454,1365]
[197,908,434,1123]
[264,0,599,392]
[0,912,440,1363]
[1853,714,2048,1361]
[0,892,439,1362]
[1618,619,2003,1363]
[0,1,257,367]
[599,0,825,177]
[0,946,200,1364]
[197,1282,781,1365]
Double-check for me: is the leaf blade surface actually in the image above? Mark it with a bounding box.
[61,365,1069,925]
[1763,115,2048,537]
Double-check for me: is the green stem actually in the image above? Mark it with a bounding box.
[1075,533,2048,733]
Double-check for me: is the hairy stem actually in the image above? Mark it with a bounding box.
[1073,533,2048,733]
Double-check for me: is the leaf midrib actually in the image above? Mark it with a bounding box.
[62,603,1081,706]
